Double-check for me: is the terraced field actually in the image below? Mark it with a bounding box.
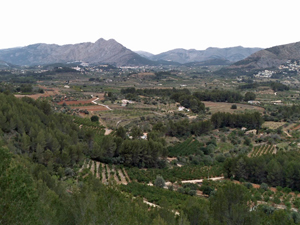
[249,144,277,157]
[79,159,131,185]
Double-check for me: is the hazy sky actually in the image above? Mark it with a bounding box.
[1,0,299,54]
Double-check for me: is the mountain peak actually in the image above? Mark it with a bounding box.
[0,38,152,66]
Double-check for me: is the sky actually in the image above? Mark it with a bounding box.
[1,0,299,54]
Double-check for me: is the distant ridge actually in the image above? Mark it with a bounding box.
[231,41,300,69]
[0,38,264,67]
[137,46,262,64]
[0,38,154,67]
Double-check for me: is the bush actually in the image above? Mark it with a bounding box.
[188,190,197,196]
[260,183,269,191]
[154,175,165,188]
[231,104,237,109]
[244,182,253,189]
[273,196,281,204]
[283,187,292,193]
[91,115,99,123]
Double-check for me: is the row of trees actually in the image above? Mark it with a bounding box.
[239,81,289,92]
[121,87,191,98]
[211,111,263,130]
[91,136,168,168]
[158,111,263,138]
[224,151,300,191]
[193,90,244,102]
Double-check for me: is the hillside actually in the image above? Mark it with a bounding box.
[0,38,154,67]
[139,46,261,64]
[231,41,300,69]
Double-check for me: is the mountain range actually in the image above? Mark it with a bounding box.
[0,38,153,67]
[231,41,300,69]
[136,46,262,64]
[0,38,262,67]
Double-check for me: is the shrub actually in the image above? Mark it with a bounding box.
[154,175,165,188]
[91,115,99,123]
[231,104,237,109]
[260,183,269,191]
[244,182,253,189]
[273,196,281,204]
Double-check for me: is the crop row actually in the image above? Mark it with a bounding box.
[168,137,203,157]
[251,145,275,157]
[126,164,223,183]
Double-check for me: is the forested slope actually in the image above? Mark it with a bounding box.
[1,93,300,224]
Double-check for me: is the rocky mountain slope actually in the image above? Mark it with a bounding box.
[231,41,300,69]
[137,46,262,64]
[0,38,153,67]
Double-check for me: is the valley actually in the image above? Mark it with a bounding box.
[2,40,300,224]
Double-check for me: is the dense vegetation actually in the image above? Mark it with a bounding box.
[2,62,300,225]
[211,111,263,130]
[224,151,300,191]
[239,81,289,92]
[193,90,244,102]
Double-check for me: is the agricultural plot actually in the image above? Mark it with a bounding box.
[262,121,286,130]
[203,101,265,115]
[250,144,276,157]
[79,159,130,185]
[167,137,203,157]
[126,164,223,183]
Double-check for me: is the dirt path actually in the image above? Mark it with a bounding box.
[284,130,292,137]
[104,128,113,135]
[91,98,112,110]
[101,164,107,183]
[90,161,95,175]
[95,161,100,178]
[181,176,224,184]
[118,170,128,185]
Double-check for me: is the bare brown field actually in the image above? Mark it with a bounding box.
[57,97,97,105]
[203,101,265,114]
[292,123,300,131]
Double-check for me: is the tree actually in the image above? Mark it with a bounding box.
[231,104,237,109]
[244,92,256,101]
[210,182,255,225]
[90,115,99,123]
[154,175,165,188]
[0,147,39,224]
[130,126,142,139]
[116,126,127,139]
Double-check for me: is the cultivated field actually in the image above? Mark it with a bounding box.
[203,101,265,114]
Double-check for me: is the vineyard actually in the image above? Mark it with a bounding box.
[79,159,130,185]
[167,137,203,157]
[79,159,223,185]
[126,164,223,183]
[249,144,277,157]
[120,182,193,209]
